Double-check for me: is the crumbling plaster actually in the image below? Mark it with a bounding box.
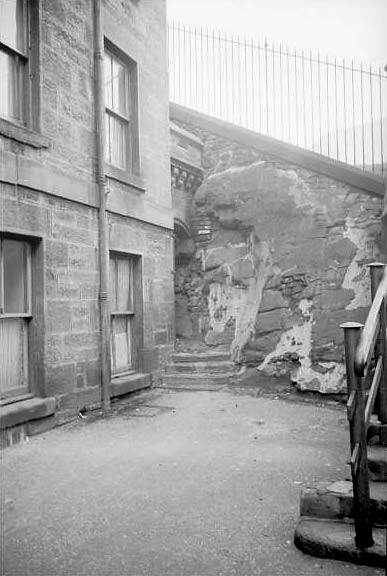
[172,117,383,393]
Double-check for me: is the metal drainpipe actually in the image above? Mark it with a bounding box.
[94,0,111,412]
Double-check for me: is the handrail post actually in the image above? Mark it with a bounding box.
[369,263,387,428]
[341,322,374,549]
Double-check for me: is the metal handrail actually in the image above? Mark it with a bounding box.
[341,262,387,550]
[355,268,387,376]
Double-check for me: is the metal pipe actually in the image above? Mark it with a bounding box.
[94,0,111,412]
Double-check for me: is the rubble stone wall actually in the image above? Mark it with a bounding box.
[171,106,385,393]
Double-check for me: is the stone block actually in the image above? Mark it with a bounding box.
[0,397,56,430]
[260,289,288,312]
[46,301,72,333]
[45,363,77,396]
[256,309,285,335]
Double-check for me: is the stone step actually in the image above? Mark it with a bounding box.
[171,351,231,363]
[299,480,387,527]
[294,518,386,567]
[368,445,387,482]
[165,360,236,374]
[161,372,236,389]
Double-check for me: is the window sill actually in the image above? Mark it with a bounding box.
[0,396,56,430]
[109,372,151,399]
[105,163,145,192]
[0,118,50,149]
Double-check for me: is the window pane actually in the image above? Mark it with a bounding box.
[0,318,29,398]
[0,50,24,122]
[109,257,116,309]
[112,316,132,372]
[109,114,127,169]
[104,52,113,109]
[104,113,111,163]
[111,58,127,116]
[116,258,132,312]
[3,239,28,313]
[0,0,26,53]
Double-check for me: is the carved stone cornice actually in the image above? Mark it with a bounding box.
[170,157,203,194]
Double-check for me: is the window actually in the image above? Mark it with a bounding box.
[104,42,139,174]
[0,238,32,401]
[110,254,135,376]
[0,0,28,124]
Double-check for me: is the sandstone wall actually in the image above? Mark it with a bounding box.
[0,0,174,421]
[171,106,385,393]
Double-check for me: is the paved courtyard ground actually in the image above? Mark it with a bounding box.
[1,387,384,576]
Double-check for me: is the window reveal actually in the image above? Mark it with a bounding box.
[0,0,28,124]
[0,238,32,401]
[110,254,135,376]
[104,43,139,174]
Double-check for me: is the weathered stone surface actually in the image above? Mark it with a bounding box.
[0,0,174,429]
[171,112,383,393]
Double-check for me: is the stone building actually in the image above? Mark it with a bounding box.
[169,104,386,395]
[0,0,175,442]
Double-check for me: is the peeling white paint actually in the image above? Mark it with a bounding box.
[342,217,373,310]
[258,299,345,393]
[231,242,271,363]
[206,241,271,363]
[207,160,266,180]
[279,168,326,212]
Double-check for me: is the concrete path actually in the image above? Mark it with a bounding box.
[1,388,384,576]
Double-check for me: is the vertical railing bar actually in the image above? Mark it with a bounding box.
[287,45,291,142]
[334,57,339,160]
[343,58,348,164]
[272,41,276,138]
[224,30,229,122]
[244,34,248,127]
[231,33,235,122]
[257,40,262,132]
[206,27,210,115]
[250,37,256,130]
[341,322,374,549]
[238,35,243,125]
[369,64,375,173]
[264,38,269,134]
[212,29,216,116]
[188,24,193,108]
[318,52,322,154]
[310,50,314,151]
[360,61,365,170]
[279,43,284,142]
[301,50,307,149]
[183,24,188,103]
[351,60,356,167]
[379,68,384,176]
[194,26,198,110]
[326,55,330,157]
[200,26,204,112]
[294,49,299,146]
[218,30,223,119]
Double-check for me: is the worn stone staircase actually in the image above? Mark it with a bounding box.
[294,431,387,567]
[161,350,237,390]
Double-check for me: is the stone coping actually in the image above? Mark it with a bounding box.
[170,103,385,198]
[0,397,56,430]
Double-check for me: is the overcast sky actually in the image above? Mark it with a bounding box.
[167,0,387,69]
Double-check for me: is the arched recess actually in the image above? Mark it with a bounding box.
[174,218,195,266]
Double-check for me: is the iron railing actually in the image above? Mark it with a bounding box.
[168,23,387,175]
[341,263,387,549]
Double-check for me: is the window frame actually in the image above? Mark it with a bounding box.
[110,253,135,377]
[0,237,32,318]
[0,0,44,144]
[0,236,33,404]
[104,39,140,178]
